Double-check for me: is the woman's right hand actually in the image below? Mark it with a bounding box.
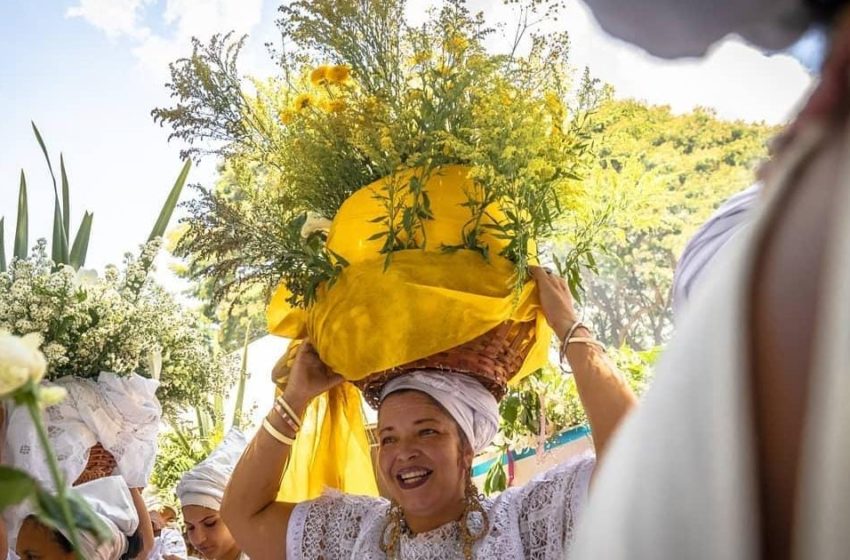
[275,341,343,412]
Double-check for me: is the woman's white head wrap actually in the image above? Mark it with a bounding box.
[672,183,760,319]
[379,371,500,454]
[61,476,139,560]
[176,429,248,511]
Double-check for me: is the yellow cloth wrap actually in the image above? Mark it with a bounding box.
[277,382,379,501]
[268,164,553,500]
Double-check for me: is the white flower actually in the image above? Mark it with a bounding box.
[300,212,333,239]
[76,268,99,286]
[0,330,47,396]
[39,386,68,408]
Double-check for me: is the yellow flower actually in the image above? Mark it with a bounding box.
[327,65,351,84]
[363,96,381,112]
[501,146,518,160]
[528,157,556,181]
[310,66,329,86]
[279,109,297,124]
[446,35,469,54]
[321,99,347,113]
[410,50,432,66]
[544,91,563,115]
[293,93,314,111]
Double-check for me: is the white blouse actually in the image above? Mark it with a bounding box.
[286,453,595,559]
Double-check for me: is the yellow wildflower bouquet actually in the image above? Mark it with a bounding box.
[155,0,601,309]
[155,0,603,500]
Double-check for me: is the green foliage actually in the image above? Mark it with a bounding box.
[1,124,190,274]
[0,466,36,510]
[150,331,252,499]
[149,425,214,507]
[154,0,599,309]
[484,345,659,494]
[581,100,777,348]
[482,455,507,495]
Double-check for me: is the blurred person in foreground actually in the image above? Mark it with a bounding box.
[15,476,145,560]
[572,1,850,560]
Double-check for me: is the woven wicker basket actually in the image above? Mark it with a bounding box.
[357,320,537,409]
[72,443,117,486]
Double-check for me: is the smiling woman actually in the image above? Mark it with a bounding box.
[220,267,638,560]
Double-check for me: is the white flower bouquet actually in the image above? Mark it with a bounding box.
[0,239,233,418]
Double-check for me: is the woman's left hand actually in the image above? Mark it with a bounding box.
[531,266,580,342]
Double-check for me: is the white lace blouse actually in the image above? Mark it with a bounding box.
[286,453,595,559]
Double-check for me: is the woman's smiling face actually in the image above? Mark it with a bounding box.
[377,390,472,527]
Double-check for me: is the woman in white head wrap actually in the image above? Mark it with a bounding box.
[176,430,248,560]
[218,269,637,559]
[15,476,141,560]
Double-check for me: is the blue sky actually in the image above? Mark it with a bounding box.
[0,0,816,283]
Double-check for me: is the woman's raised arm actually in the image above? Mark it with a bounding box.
[532,267,638,463]
[221,342,343,560]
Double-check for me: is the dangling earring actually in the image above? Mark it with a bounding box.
[459,476,489,560]
[381,499,405,559]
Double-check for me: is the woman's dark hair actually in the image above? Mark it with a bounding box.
[805,0,849,23]
[22,515,73,553]
[121,529,144,560]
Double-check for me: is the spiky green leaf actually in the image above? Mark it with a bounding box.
[148,160,191,241]
[31,122,60,201]
[60,154,70,240]
[0,466,38,510]
[69,212,93,270]
[51,200,69,264]
[13,171,28,260]
[0,217,6,272]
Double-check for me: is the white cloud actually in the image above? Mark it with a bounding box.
[131,0,264,82]
[559,0,814,124]
[69,0,265,82]
[66,0,154,40]
[409,0,813,124]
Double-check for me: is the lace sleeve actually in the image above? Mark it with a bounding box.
[514,452,596,559]
[286,490,387,560]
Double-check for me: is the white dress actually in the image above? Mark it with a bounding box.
[286,453,595,559]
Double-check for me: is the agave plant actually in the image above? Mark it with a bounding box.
[0,122,191,272]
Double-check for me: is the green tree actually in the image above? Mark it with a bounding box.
[580,99,777,348]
